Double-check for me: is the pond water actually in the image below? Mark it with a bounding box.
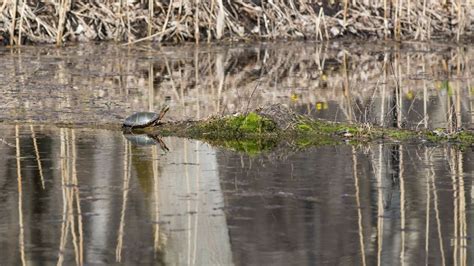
[0,125,473,265]
[0,41,473,265]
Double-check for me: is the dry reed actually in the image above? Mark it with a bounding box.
[0,0,472,45]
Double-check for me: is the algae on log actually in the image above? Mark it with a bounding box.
[146,104,474,152]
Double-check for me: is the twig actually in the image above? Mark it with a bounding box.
[244,63,267,114]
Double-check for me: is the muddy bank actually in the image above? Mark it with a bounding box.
[0,1,473,45]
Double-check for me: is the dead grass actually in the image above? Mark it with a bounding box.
[0,0,472,45]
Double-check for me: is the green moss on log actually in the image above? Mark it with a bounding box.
[187,112,278,140]
[149,110,474,154]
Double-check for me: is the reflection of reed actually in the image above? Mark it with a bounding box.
[149,63,154,112]
[194,48,201,120]
[376,144,384,266]
[116,141,131,262]
[151,44,472,128]
[394,53,402,128]
[30,125,45,189]
[432,153,446,266]
[184,140,191,265]
[16,125,26,266]
[424,149,431,265]
[468,51,473,125]
[58,129,68,266]
[458,150,467,266]
[150,59,160,253]
[342,52,353,123]
[424,147,446,265]
[455,52,462,131]
[448,147,468,266]
[352,147,366,266]
[399,145,405,265]
[459,150,467,266]
[150,61,164,256]
[152,145,161,253]
[368,143,474,264]
[57,128,84,266]
[182,139,202,265]
[216,52,225,114]
[422,55,428,129]
[6,43,473,131]
[449,147,460,266]
[69,133,80,266]
[192,141,200,265]
[380,53,389,127]
[71,130,84,265]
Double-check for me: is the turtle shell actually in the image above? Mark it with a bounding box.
[123,112,160,128]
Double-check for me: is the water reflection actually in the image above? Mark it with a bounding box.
[0,125,231,265]
[217,144,473,265]
[123,133,169,151]
[1,42,473,131]
[0,125,473,265]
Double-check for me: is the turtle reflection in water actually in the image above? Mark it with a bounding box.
[122,106,170,129]
[123,133,169,151]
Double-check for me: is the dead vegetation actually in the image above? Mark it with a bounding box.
[0,0,473,45]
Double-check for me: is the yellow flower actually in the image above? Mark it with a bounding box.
[291,93,299,102]
[315,102,328,110]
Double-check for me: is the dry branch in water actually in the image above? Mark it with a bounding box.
[0,0,472,45]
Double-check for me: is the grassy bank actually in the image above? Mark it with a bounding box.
[0,0,472,45]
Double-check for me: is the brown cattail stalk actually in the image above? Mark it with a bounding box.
[383,0,388,39]
[160,0,173,42]
[56,0,70,45]
[126,0,131,44]
[407,0,411,25]
[10,0,18,45]
[216,0,225,39]
[148,0,154,37]
[394,0,401,41]
[0,0,472,44]
[456,0,462,41]
[195,0,200,43]
[18,0,26,46]
[343,0,349,25]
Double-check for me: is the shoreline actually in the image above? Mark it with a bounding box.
[2,104,473,154]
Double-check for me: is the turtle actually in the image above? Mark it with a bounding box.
[122,105,169,129]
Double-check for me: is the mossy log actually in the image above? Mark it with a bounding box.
[137,104,474,153]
